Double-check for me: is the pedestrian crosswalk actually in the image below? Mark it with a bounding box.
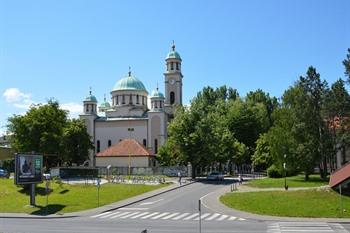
[267,222,349,233]
[91,210,245,222]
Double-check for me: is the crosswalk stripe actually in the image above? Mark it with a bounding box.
[90,211,112,218]
[141,212,160,219]
[120,212,141,219]
[194,213,211,220]
[100,211,121,219]
[151,212,170,219]
[110,212,131,219]
[162,212,179,220]
[130,212,150,219]
[184,213,199,220]
[172,213,190,220]
[216,214,228,221]
[228,216,237,221]
[205,213,220,221]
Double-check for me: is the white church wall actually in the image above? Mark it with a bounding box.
[95,119,148,152]
[96,156,151,167]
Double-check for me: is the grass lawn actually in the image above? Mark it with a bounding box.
[221,189,350,218]
[247,174,328,188]
[0,178,168,215]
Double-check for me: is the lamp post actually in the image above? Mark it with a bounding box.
[283,154,287,190]
[127,127,134,177]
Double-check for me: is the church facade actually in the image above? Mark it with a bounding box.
[79,44,183,167]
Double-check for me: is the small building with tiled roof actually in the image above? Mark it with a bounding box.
[96,139,156,167]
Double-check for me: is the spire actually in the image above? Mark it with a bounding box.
[128,66,131,77]
[172,40,175,51]
[89,86,92,95]
[104,94,106,102]
[156,82,159,91]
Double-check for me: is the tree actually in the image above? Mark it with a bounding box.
[8,100,67,166]
[252,133,272,171]
[61,119,93,165]
[343,48,350,80]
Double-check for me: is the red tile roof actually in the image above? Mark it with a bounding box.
[329,162,350,188]
[96,139,155,157]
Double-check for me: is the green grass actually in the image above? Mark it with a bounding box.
[221,189,350,218]
[247,174,328,188]
[0,178,167,215]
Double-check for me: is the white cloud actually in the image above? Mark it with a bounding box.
[61,102,83,119]
[3,88,32,103]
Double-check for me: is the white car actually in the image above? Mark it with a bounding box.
[207,172,224,181]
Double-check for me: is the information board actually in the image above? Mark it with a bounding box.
[15,154,43,185]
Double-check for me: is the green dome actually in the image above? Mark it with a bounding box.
[113,74,147,92]
[151,88,164,98]
[85,94,97,102]
[166,51,181,60]
[99,101,111,108]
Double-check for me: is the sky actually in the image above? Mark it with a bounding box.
[0,0,349,136]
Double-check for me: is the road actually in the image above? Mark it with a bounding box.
[0,181,349,233]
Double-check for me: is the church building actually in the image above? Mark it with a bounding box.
[79,44,183,167]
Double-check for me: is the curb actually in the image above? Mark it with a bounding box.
[0,179,196,219]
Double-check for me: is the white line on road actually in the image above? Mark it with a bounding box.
[130,212,150,219]
[162,212,179,220]
[205,213,220,221]
[194,213,211,220]
[172,213,190,220]
[119,212,141,219]
[100,211,121,219]
[183,213,199,220]
[141,212,160,219]
[151,212,170,219]
[90,211,112,218]
[119,207,149,210]
[216,214,228,221]
[139,199,164,206]
[109,212,131,219]
[228,216,237,221]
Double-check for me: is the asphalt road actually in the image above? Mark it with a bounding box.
[1,181,350,233]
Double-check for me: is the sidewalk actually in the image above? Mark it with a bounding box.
[201,181,350,223]
[0,178,195,219]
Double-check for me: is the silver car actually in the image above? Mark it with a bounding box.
[207,172,224,181]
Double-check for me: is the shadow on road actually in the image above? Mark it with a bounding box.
[30,204,66,215]
[194,178,238,185]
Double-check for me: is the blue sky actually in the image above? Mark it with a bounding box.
[0,0,349,135]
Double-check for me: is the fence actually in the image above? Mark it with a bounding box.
[97,166,188,177]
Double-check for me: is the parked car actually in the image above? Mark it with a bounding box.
[207,172,224,181]
[0,168,10,179]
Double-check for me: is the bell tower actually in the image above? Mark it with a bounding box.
[164,41,183,115]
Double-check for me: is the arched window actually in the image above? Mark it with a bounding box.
[136,94,139,104]
[176,62,179,70]
[170,92,175,104]
[108,140,111,147]
[171,62,174,70]
[116,96,118,105]
[86,105,89,112]
[143,139,147,147]
[160,101,162,108]
[142,96,145,105]
[129,94,133,104]
[97,140,100,153]
[122,95,125,104]
[154,139,158,154]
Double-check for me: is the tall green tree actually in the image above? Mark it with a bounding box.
[343,48,350,80]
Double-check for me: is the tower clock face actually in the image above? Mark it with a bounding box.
[170,79,175,85]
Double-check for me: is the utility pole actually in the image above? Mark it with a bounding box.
[199,199,202,233]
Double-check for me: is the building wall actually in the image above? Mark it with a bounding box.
[96,156,152,167]
[95,119,148,152]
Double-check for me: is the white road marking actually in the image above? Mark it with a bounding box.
[228,216,237,221]
[216,214,228,221]
[139,199,163,206]
[141,212,160,219]
[267,222,340,233]
[100,211,121,219]
[151,212,170,219]
[194,213,211,220]
[110,212,131,219]
[130,212,150,219]
[205,213,220,221]
[162,212,179,220]
[119,207,149,210]
[90,211,112,218]
[119,212,140,219]
[172,213,190,220]
[184,213,199,220]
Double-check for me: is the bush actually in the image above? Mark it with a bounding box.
[267,165,283,178]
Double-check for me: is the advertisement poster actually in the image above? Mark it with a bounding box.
[15,154,43,185]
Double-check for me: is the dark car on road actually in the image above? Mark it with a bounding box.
[0,168,10,179]
[207,172,224,181]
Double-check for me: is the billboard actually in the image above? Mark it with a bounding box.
[15,154,43,185]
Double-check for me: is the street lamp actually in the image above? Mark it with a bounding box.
[283,154,287,190]
[127,127,134,177]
